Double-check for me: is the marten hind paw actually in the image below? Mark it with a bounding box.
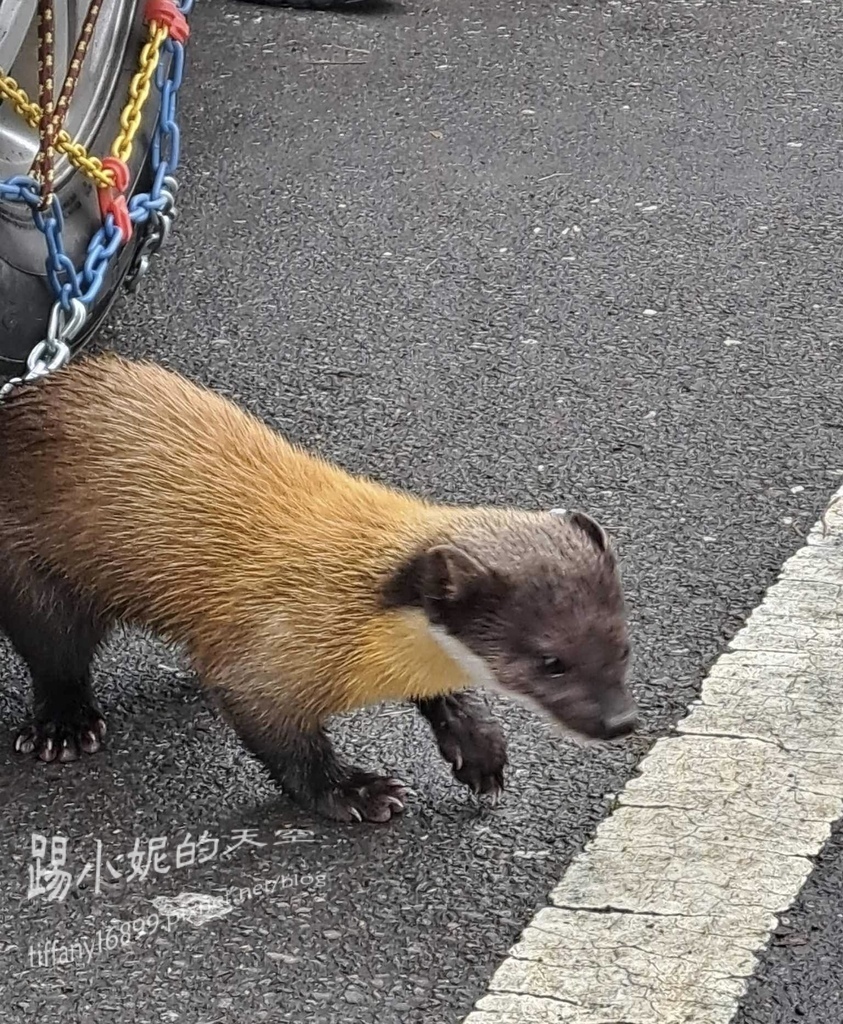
[317,772,408,824]
[14,711,107,764]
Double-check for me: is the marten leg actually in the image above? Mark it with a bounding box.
[212,692,408,823]
[413,690,508,800]
[2,566,109,763]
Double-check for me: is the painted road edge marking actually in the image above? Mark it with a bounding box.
[462,486,843,1024]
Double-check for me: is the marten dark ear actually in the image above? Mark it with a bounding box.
[566,510,610,554]
[380,544,493,611]
[380,552,426,609]
[422,544,491,604]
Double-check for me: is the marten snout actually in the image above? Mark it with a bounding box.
[600,701,639,740]
[581,684,639,741]
[484,653,637,743]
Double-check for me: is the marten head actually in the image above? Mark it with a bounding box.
[382,509,637,742]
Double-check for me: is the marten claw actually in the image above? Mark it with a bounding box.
[385,776,408,789]
[81,727,104,754]
[13,709,107,765]
[444,735,507,800]
[462,767,505,805]
[14,732,34,755]
[320,772,409,824]
[58,738,79,763]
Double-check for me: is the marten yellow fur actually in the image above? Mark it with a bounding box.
[0,354,635,822]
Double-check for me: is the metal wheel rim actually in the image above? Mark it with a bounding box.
[0,0,138,185]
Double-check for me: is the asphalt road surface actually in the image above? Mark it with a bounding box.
[2,1,843,1021]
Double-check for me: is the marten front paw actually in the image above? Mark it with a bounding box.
[433,706,508,802]
[317,772,409,824]
[14,709,107,764]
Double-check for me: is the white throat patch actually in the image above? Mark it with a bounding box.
[426,624,498,690]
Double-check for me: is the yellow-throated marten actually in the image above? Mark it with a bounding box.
[1,354,636,822]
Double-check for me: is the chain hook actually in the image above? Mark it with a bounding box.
[46,296,87,347]
[124,174,179,294]
[0,297,86,400]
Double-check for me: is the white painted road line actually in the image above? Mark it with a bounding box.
[463,488,843,1024]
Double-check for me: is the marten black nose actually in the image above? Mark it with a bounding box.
[601,707,638,739]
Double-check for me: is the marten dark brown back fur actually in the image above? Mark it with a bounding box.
[0,354,636,823]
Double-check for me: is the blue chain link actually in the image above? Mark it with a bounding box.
[0,0,191,323]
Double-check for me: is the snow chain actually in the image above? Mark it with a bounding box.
[0,0,193,398]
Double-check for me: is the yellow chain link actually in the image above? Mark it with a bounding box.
[0,71,114,187]
[111,23,168,164]
[0,17,170,192]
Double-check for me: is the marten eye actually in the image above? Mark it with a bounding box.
[620,644,631,661]
[540,656,568,677]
